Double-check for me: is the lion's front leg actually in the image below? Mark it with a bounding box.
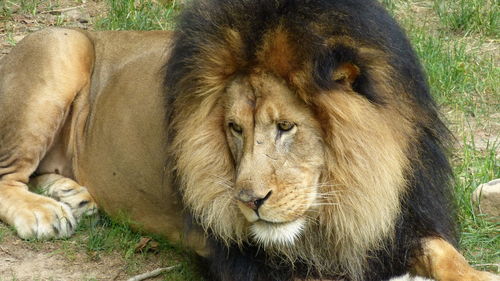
[0,27,94,239]
[411,237,499,281]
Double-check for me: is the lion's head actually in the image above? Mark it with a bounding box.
[165,0,449,278]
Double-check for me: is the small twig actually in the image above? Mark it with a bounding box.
[473,263,499,269]
[126,265,179,281]
[40,5,85,15]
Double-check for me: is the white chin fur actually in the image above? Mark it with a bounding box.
[250,218,305,247]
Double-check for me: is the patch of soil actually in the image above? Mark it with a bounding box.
[0,223,171,281]
[0,235,123,280]
[1,0,105,59]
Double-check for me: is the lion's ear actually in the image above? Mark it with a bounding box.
[332,62,360,86]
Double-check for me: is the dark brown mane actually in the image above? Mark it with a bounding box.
[164,0,456,280]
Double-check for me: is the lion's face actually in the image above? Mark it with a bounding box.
[223,73,325,246]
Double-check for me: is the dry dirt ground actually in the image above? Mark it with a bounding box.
[0,230,142,281]
[0,229,176,281]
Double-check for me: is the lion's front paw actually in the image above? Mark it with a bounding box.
[53,185,98,219]
[7,191,77,239]
[31,174,98,220]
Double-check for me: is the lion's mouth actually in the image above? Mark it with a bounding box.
[249,218,305,247]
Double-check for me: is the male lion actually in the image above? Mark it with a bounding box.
[0,0,497,280]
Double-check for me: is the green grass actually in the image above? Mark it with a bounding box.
[75,214,203,280]
[380,0,499,273]
[453,134,499,271]
[379,0,397,14]
[0,225,5,243]
[407,23,499,117]
[433,0,499,37]
[95,0,179,31]
[80,215,140,255]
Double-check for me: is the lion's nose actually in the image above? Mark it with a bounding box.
[236,189,272,212]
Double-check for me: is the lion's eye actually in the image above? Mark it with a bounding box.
[277,121,295,132]
[229,122,243,134]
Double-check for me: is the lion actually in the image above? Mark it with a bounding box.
[0,0,497,280]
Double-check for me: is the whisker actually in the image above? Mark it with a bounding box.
[214,181,233,189]
[309,203,341,206]
[209,174,234,183]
